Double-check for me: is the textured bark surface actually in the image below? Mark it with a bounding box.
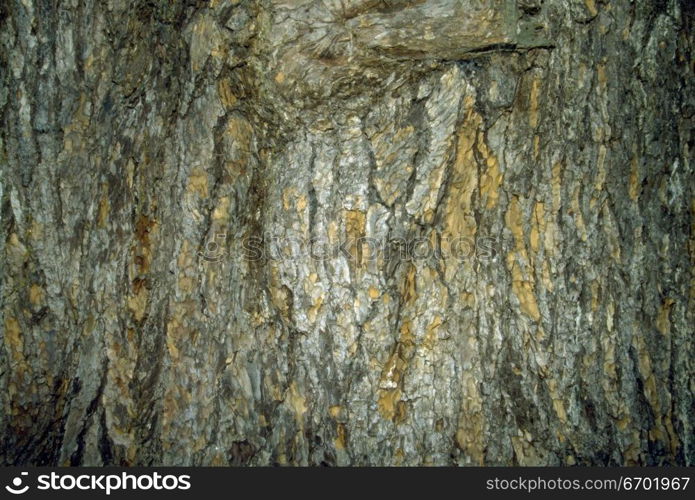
[1,0,693,466]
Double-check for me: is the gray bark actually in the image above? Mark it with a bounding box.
[1,0,693,465]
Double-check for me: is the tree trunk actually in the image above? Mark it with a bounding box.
[1,0,693,466]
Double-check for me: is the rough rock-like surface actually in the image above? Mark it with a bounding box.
[1,0,693,465]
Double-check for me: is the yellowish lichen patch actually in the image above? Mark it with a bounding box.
[655,298,674,336]
[268,265,292,320]
[4,317,24,363]
[98,184,110,228]
[329,405,342,418]
[593,145,608,193]
[335,423,347,449]
[307,295,323,323]
[529,76,542,129]
[127,286,149,322]
[441,95,500,280]
[584,0,598,17]
[480,152,502,209]
[344,210,366,267]
[445,97,479,239]
[29,284,44,306]
[547,379,568,423]
[225,114,254,149]
[377,321,414,423]
[422,315,442,350]
[282,187,296,211]
[455,372,485,464]
[287,382,307,426]
[511,433,544,466]
[596,62,607,90]
[505,196,541,322]
[212,196,230,221]
[511,278,541,322]
[296,195,307,212]
[187,168,209,198]
[400,264,417,305]
[7,232,27,258]
[127,214,158,323]
[217,78,237,109]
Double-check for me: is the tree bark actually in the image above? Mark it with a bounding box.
[1,0,693,466]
